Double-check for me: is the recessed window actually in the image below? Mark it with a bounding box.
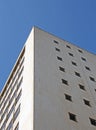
[7,104,15,119]
[75,72,81,77]
[68,53,74,57]
[13,104,20,123]
[59,67,65,72]
[69,113,77,122]
[85,66,91,71]
[81,57,86,61]
[83,99,91,107]
[89,118,96,126]
[72,61,77,66]
[78,49,83,53]
[95,89,96,92]
[66,45,71,49]
[65,94,72,101]
[14,122,19,130]
[55,47,60,52]
[15,90,22,105]
[57,56,62,61]
[62,79,68,85]
[79,84,85,91]
[89,76,95,82]
[54,40,59,44]
[6,119,13,130]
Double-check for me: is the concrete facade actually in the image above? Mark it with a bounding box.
[0,27,96,130]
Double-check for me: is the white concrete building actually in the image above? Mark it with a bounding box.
[0,27,96,130]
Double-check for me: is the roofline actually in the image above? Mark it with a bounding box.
[33,26,96,56]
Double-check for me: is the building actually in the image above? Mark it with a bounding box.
[0,27,96,130]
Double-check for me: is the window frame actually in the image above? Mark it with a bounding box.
[59,66,65,72]
[68,53,74,57]
[62,79,68,85]
[66,45,71,49]
[54,40,59,44]
[89,118,96,126]
[57,56,63,61]
[68,112,77,122]
[81,57,86,61]
[89,76,95,82]
[65,94,72,101]
[83,99,91,107]
[72,61,77,66]
[55,47,60,52]
[75,72,81,77]
[79,84,86,91]
[85,66,91,71]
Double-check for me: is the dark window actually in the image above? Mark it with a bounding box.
[57,56,62,61]
[85,66,91,71]
[81,57,86,61]
[68,53,74,57]
[79,84,85,91]
[78,49,83,53]
[13,104,20,123]
[89,76,95,82]
[14,122,19,130]
[75,72,81,77]
[55,47,60,52]
[18,66,24,79]
[89,118,96,126]
[54,40,59,44]
[6,119,13,130]
[1,120,6,130]
[95,89,96,92]
[69,113,77,122]
[1,106,8,121]
[15,90,22,106]
[17,77,23,92]
[83,99,91,107]
[66,45,71,49]
[59,67,65,72]
[7,104,15,119]
[62,79,68,85]
[72,61,77,66]
[65,94,72,101]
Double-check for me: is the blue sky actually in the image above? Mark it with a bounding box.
[0,0,96,91]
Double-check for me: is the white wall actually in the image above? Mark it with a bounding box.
[34,27,96,130]
[19,27,34,130]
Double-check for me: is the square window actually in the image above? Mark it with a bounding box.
[81,57,86,61]
[85,66,91,71]
[89,118,96,126]
[62,79,68,85]
[78,49,83,53]
[69,113,77,122]
[59,67,65,72]
[89,76,95,82]
[68,53,74,57]
[54,40,59,44]
[57,56,62,61]
[55,47,60,52]
[66,45,71,49]
[65,94,72,101]
[83,99,91,107]
[72,61,77,66]
[79,84,85,91]
[75,72,81,77]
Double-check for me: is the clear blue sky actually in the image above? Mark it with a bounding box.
[0,0,96,91]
